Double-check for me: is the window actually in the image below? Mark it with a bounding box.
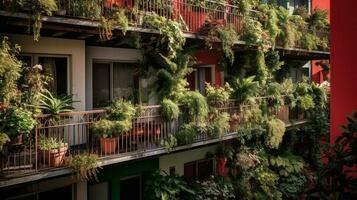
[120,175,142,200]
[18,54,69,96]
[186,65,214,94]
[184,159,214,180]
[92,61,138,108]
[89,182,109,200]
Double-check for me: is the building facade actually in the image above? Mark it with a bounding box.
[0,0,330,199]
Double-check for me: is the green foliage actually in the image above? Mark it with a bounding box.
[176,123,201,145]
[161,98,180,121]
[37,89,74,115]
[296,95,315,111]
[265,82,284,109]
[208,112,230,139]
[217,25,239,64]
[179,91,209,122]
[276,7,305,48]
[301,33,320,51]
[143,13,186,59]
[308,8,329,30]
[205,83,232,107]
[0,132,10,151]
[269,152,304,177]
[243,17,271,49]
[107,99,136,121]
[254,166,282,200]
[231,0,260,15]
[309,112,357,199]
[92,119,115,138]
[93,99,135,138]
[192,177,236,200]
[156,53,192,100]
[99,16,113,41]
[216,144,234,159]
[160,134,177,153]
[22,64,51,113]
[69,0,101,19]
[20,0,58,41]
[0,107,36,138]
[38,135,67,151]
[0,37,22,105]
[65,153,100,182]
[255,50,269,84]
[265,118,286,149]
[145,171,194,200]
[265,51,284,73]
[231,76,260,103]
[115,9,129,35]
[278,174,306,198]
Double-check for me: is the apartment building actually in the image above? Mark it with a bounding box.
[0,0,329,199]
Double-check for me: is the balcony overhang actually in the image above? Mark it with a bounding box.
[0,10,330,58]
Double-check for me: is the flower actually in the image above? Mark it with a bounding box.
[32,64,43,71]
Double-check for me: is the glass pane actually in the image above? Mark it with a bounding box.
[38,57,68,96]
[113,62,137,101]
[89,182,109,200]
[120,176,141,200]
[93,63,111,108]
[38,185,72,200]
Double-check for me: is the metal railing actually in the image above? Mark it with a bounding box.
[0,101,303,178]
[54,0,244,34]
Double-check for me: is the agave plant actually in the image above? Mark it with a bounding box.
[38,89,74,115]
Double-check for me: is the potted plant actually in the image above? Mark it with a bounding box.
[38,136,68,167]
[93,99,136,154]
[215,145,233,176]
[0,107,36,145]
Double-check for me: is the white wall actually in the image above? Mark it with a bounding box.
[9,34,86,110]
[159,145,217,175]
[85,46,142,109]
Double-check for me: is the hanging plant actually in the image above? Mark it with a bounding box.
[143,12,186,59]
[65,153,101,181]
[99,16,114,41]
[115,9,129,35]
[265,118,286,149]
[21,0,58,41]
[218,25,239,64]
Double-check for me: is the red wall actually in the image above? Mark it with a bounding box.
[312,0,330,19]
[193,51,223,86]
[330,0,357,142]
[311,0,330,84]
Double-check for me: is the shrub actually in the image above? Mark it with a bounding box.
[107,99,136,121]
[0,107,36,139]
[161,98,180,121]
[265,118,286,149]
[205,83,232,107]
[180,91,209,122]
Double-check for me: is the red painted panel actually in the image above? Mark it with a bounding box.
[312,0,330,19]
[194,51,223,86]
[330,0,357,143]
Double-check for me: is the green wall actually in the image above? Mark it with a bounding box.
[94,158,159,200]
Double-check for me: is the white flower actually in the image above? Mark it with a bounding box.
[32,64,43,71]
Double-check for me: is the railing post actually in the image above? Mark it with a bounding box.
[35,124,38,171]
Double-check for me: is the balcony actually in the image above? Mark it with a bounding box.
[0,99,306,186]
[0,0,330,54]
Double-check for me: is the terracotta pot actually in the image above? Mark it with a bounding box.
[0,102,8,112]
[8,134,23,146]
[41,145,68,167]
[104,0,133,8]
[100,137,118,155]
[216,157,227,176]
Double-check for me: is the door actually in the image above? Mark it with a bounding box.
[120,176,142,200]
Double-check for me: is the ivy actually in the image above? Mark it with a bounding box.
[265,118,286,149]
